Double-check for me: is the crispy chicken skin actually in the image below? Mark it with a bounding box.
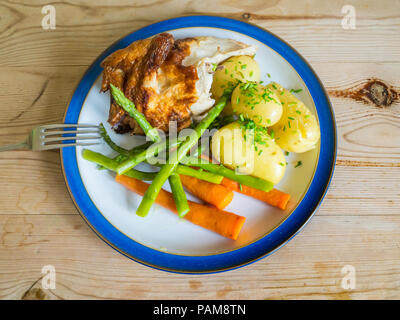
[101,33,198,134]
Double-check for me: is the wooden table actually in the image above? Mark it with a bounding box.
[0,0,399,300]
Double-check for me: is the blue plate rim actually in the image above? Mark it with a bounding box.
[60,15,337,274]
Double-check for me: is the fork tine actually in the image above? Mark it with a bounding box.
[43,136,101,143]
[42,130,100,136]
[41,124,99,130]
[42,141,102,150]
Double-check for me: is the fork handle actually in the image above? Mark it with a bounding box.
[0,141,29,152]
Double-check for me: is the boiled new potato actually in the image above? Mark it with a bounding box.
[211,121,286,185]
[231,82,283,127]
[267,82,320,153]
[211,55,261,100]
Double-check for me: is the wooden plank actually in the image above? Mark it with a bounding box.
[313,62,400,165]
[0,214,399,299]
[0,66,86,142]
[0,1,399,67]
[0,151,76,215]
[320,166,400,216]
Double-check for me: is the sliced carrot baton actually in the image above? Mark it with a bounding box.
[115,174,245,240]
[179,174,234,210]
[221,178,291,210]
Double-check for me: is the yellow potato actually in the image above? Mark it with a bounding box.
[231,82,283,127]
[211,55,261,100]
[211,121,286,185]
[267,82,320,153]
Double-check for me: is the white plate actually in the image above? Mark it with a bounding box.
[61,16,335,273]
[76,28,318,255]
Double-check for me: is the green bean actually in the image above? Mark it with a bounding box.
[128,141,154,156]
[99,122,153,157]
[183,156,274,192]
[168,173,190,217]
[175,165,223,184]
[99,123,130,156]
[110,84,161,143]
[82,149,156,181]
[136,95,229,217]
[147,161,223,184]
[97,131,222,183]
[117,137,180,175]
[209,114,237,130]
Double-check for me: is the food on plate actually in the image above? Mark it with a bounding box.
[83,149,158,181]
[211,121,286,184]
[267,82,320,153]
[230,82,283,127]
[184,155,274,192]
[101,33,256,134]
[82,33,321,240]
[82,147,223,184]
[180,174,234,210]
[134,95,229,217]
[110,84,161,142]
[211,55,260,116]
[211,55,260,100]
[115,174,246,240]
[168,172,190,217]
[220,178,290,210]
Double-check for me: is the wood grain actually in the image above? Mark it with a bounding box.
[0,214,399,299]
[0,1,399,67]
[0,0,399,300]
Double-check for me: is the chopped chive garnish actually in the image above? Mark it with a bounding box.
[296,110,302,114]
[270,129,275,139]
[241,64,247,69]
[267,73,271,78]
[295,160,302,168]
[285,151,289,156]
[290,88,303,93]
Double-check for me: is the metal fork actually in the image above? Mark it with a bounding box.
[0,124,101,152]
